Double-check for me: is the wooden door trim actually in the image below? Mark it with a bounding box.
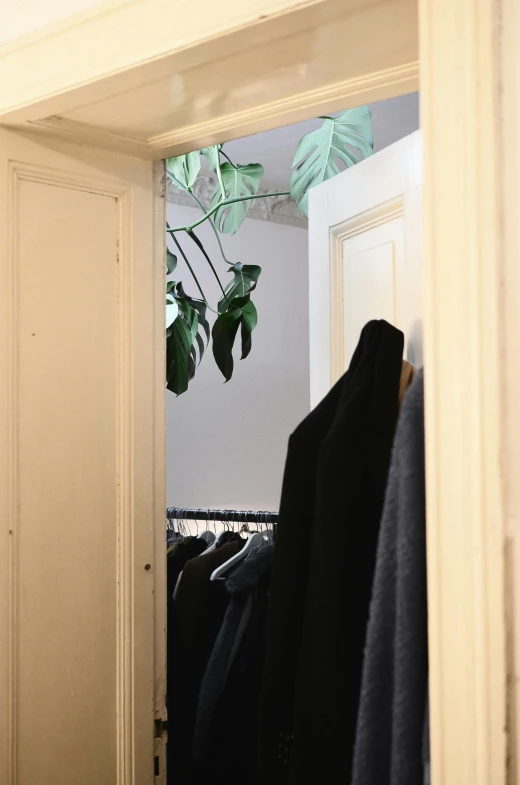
[0,0,321,123]
[5,56,418,162]
[0,0,418,159]
[144,61,419,158]
[420,1,507,783]
[152,160,167,780]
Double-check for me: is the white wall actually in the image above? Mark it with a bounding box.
[166,203,309,511]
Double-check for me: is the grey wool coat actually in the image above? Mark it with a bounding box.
[351,369,429,785]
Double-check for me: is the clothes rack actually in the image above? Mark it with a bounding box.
[166,507,278,524]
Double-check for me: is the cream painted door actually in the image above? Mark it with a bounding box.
[308,131,422,407]
[0,128,166,785]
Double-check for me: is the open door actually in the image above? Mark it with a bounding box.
[0,128,166,785]
[308,131,422,406]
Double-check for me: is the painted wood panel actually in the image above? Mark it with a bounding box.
[0,129,163,785]
[308,131,422,407]
[0,0,418,161]
[341,217,403,371]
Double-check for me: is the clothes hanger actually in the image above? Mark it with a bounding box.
[201,510,218,550]
[398,360,416,407]
[198,525,216,545]
[210,512,263,580]
[259,511,272,542]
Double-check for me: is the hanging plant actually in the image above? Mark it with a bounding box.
[166,106,374,395]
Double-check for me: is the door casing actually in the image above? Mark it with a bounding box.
[0,1,514,783]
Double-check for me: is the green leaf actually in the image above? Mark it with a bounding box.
[218,264,262,313]
[166,316,193,395]
[167,152,201,190]
[201,145,222,173]
[188,344,197,380]
[242,300,258,332]
[212,312,241,382]
[166,295,179,329]
[290,106,373,215]
[240,301,258,360]
[166,247,177,274]
[241,318,252,360]
[210,162,264,235]
[165,282,210,394]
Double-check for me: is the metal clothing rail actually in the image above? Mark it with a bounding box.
[166,507,278,524]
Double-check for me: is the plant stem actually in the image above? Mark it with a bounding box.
[187,189,232,265]
[168,228,208,302]
[220,150,235,166]
[215,152,226,197]
[166,191,290,233]
[186,228,229,302]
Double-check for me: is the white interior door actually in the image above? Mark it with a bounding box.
[0,128,165,785]
[308,131,422,407]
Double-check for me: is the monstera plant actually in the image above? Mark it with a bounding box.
[166,106,374,395]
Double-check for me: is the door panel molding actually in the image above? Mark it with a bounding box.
[6,160,138,785]
[329,197,405,388]
[0,131,157,785]
[7,159,139,785]
[309,131,421,408]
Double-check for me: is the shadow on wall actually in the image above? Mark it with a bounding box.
[407,319,423,368]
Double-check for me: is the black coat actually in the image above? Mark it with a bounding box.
[257,320,404,785]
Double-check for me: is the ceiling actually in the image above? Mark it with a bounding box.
[214,92,420,191]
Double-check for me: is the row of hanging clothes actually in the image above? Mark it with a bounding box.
[166,508,278,785]
[166,319,429,785]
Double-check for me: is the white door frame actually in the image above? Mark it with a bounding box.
[0,0,515,782]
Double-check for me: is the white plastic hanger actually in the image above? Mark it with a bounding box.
[198,530,216,545]
[210,531,264,580]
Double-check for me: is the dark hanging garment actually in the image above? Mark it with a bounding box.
[351,369,428,785]
[257,320,404,785]
[167,536,208,605]
[256,357,351,785]
[193,544,275,785]
[167,540,242,785]
[166,536,209,783]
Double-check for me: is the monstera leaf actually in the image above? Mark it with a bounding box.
[218,263,262,313]
[212,266,261,381]
[166,246,177,274]
[201,145,222,173]
[212,312,241,382]
[290,106,373,215]
[166,293,179,328]
[167,151,201,191]
[212,300,259,381]
[166,282,209,395]
[211,162,264,235]
[240,300,258,360]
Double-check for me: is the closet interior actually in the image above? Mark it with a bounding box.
[165,93,425,785]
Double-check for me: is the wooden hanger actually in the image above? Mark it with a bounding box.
[398,360,416,407]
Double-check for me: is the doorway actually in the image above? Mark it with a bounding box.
[0,2,510,783]
[164,92,420,784]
